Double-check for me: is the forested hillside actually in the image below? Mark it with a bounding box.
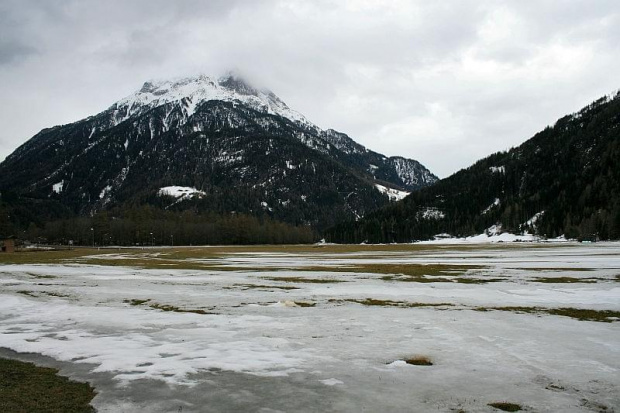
[326,92,620,243]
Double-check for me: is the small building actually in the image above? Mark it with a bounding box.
[1,237,15,253]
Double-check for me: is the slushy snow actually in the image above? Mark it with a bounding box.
[1,243,618,412]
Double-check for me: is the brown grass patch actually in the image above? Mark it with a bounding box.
[262,276,345,284]
[404,356,433,366]
[533,276,598,283]
[475,306,620,322]
[0,357,96,413]
[380,275,454,283]
[25,273,57,279]
[148,303,213,314]
[233,284,299,290]
[488,402,522,411]
[125,298,151,306]
[294,301,316,307]
[0,248,106,265]
[547,308,620,322]
[124,298,213,314]
[341,298,453,308]
[346,263,482,278]
[41,291,71,298]
[380,274,500,284]
[513,267,593,272]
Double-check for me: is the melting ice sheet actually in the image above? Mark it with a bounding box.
[0,243,619,411]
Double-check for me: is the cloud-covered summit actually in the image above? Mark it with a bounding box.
[1,0,618,177]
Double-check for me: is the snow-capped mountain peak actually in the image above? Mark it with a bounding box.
[0,71,438,232]
[112,73,314,128]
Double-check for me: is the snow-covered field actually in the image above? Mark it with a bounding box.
[1,243,619,412]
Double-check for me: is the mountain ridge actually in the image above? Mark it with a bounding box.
[0,73,437,240]
[326,91,620,242]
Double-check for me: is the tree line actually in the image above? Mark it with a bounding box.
[10,206,316,246]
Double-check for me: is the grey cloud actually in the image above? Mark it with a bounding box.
[0,0,619,177]
[0,2,37,65]
[0,40,36,65]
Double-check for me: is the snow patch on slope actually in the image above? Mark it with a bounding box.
[525,211,545,227]
[520,211,545,234]
[389,157,438,188]
[375,184,410,202]
[319,129,364,154]
[99,185,112,200]
[158,186,206,200]
[52,181,64,194]
[417,207,445,220]
[261,201,273,212]
[113,74,315,129]
[482,198,500,214]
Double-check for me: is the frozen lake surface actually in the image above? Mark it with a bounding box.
[1,243,619,412]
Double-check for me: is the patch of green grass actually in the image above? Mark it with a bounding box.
[0,357,96,413]
[262,276,345,284]
[488,402,521,411]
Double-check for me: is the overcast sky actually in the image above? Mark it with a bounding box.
[1,0,618,177]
